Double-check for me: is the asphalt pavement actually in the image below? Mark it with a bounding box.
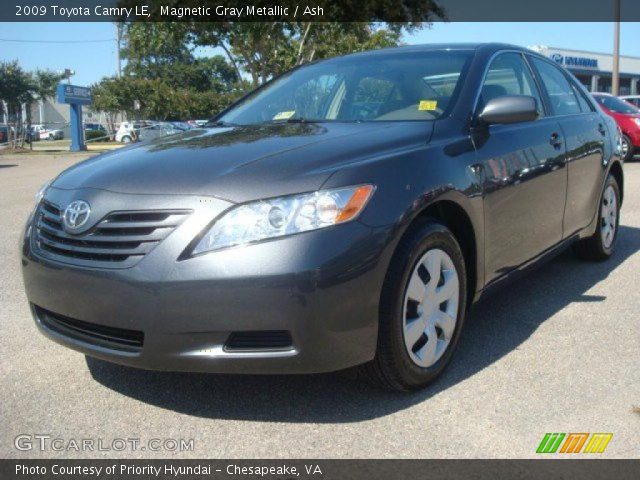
[1,153,638,458]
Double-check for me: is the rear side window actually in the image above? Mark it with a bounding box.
[479,52,543,115]
[530,58,582,116]
[570,83,594,113]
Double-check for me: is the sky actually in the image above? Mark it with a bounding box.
[1,22,639,86]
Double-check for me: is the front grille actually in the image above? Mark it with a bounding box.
[32,201,190,268]
[34,305,144,353]
[225,331,293,352]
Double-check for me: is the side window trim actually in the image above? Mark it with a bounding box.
[472,50,546,120]
[528,55,591,117]
[520,53,549,117]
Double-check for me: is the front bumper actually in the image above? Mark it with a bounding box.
[22,189,394,374]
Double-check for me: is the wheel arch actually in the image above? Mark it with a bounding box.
[399,197,480,305]
[609,160,624,205]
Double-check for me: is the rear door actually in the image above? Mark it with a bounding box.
[529,57,606,236]
[474,52,568,285]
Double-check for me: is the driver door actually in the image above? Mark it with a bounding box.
[474,52,568,284]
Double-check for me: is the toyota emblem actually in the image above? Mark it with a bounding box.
[63,200,91,231]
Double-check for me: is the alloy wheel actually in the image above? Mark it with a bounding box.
[403,248,460,368]
[621,137,630,159]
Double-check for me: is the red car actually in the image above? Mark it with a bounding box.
[592,92,640,161]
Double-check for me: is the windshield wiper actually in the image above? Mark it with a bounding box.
[284,117,310,123]
[206,120,237,127]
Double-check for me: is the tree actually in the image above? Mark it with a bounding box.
[191,22,425,88]
[25,70,66,148]
[0,61,34,148]
[92,76,235,121]
[120,22,239,92]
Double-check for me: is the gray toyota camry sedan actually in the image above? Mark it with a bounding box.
[21,44,624,391]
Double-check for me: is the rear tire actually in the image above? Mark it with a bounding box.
[121,135,132,144]
[360,220,468,391]
[574,174,620,261]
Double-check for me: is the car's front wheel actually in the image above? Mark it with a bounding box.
[574,174,621,261]
[121,135,132,144]
[361,220,467,391]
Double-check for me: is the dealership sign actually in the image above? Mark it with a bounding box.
[550,53,598,69]
[57,84,92,105]
[56,84,92,151]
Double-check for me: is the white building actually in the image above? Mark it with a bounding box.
[529,46,640,95]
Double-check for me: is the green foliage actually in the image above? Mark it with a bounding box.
[85,130,109,142]
[0,61,33,113]
[91,76,240,121]
[0,61,65,147]
[93,16,438,119]
[121,23,239,92]
[191,22,425,87]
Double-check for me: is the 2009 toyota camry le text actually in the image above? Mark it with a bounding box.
[21,44,624,391]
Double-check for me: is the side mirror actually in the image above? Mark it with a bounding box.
[478,95,539,125]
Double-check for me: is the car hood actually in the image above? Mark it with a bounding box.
[53,122,432,203]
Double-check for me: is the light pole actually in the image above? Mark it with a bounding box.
[115,23,123,78]
[612,0,620,95]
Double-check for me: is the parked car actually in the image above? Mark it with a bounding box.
[0,124,8,144]
[84,123,106,133]
[169,121,193,131]
[29,124,64,141]
[21,44,624,391]
[138,122,183,142]
[187,119,208,128]
[84,123,109,142]
[620,95,640,109]
[115,121,150,143]
[593,92,640,161]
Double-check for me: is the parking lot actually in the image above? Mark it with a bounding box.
[1,152,638,459]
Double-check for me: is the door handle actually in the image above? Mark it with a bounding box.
[549,132,563,148]
[598,123,607,136]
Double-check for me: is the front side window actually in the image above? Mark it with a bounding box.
[478,52,543,114]
[530,58,582,116]
[218,51,474,124]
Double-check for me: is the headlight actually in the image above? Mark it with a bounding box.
[34,180,51,207]
[633,118,640,127]
[191,184,375,255]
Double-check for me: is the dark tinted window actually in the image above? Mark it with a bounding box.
[479,53,543,115]
[531,58,582,115]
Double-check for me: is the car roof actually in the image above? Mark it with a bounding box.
[326,43,528,61]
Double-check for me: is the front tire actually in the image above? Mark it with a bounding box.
[574,174,620,261]
[361,220,467,391]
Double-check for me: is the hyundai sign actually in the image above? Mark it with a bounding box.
[57,84,92,105]
[550,53,598,69]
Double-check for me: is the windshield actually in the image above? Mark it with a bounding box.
[594,95,640,114]
[217,50,474,125]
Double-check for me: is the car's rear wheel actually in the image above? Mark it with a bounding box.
[621,135,633,161]
[121,135,132,144]
[574,174,620,261]
[360,220,467,391]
